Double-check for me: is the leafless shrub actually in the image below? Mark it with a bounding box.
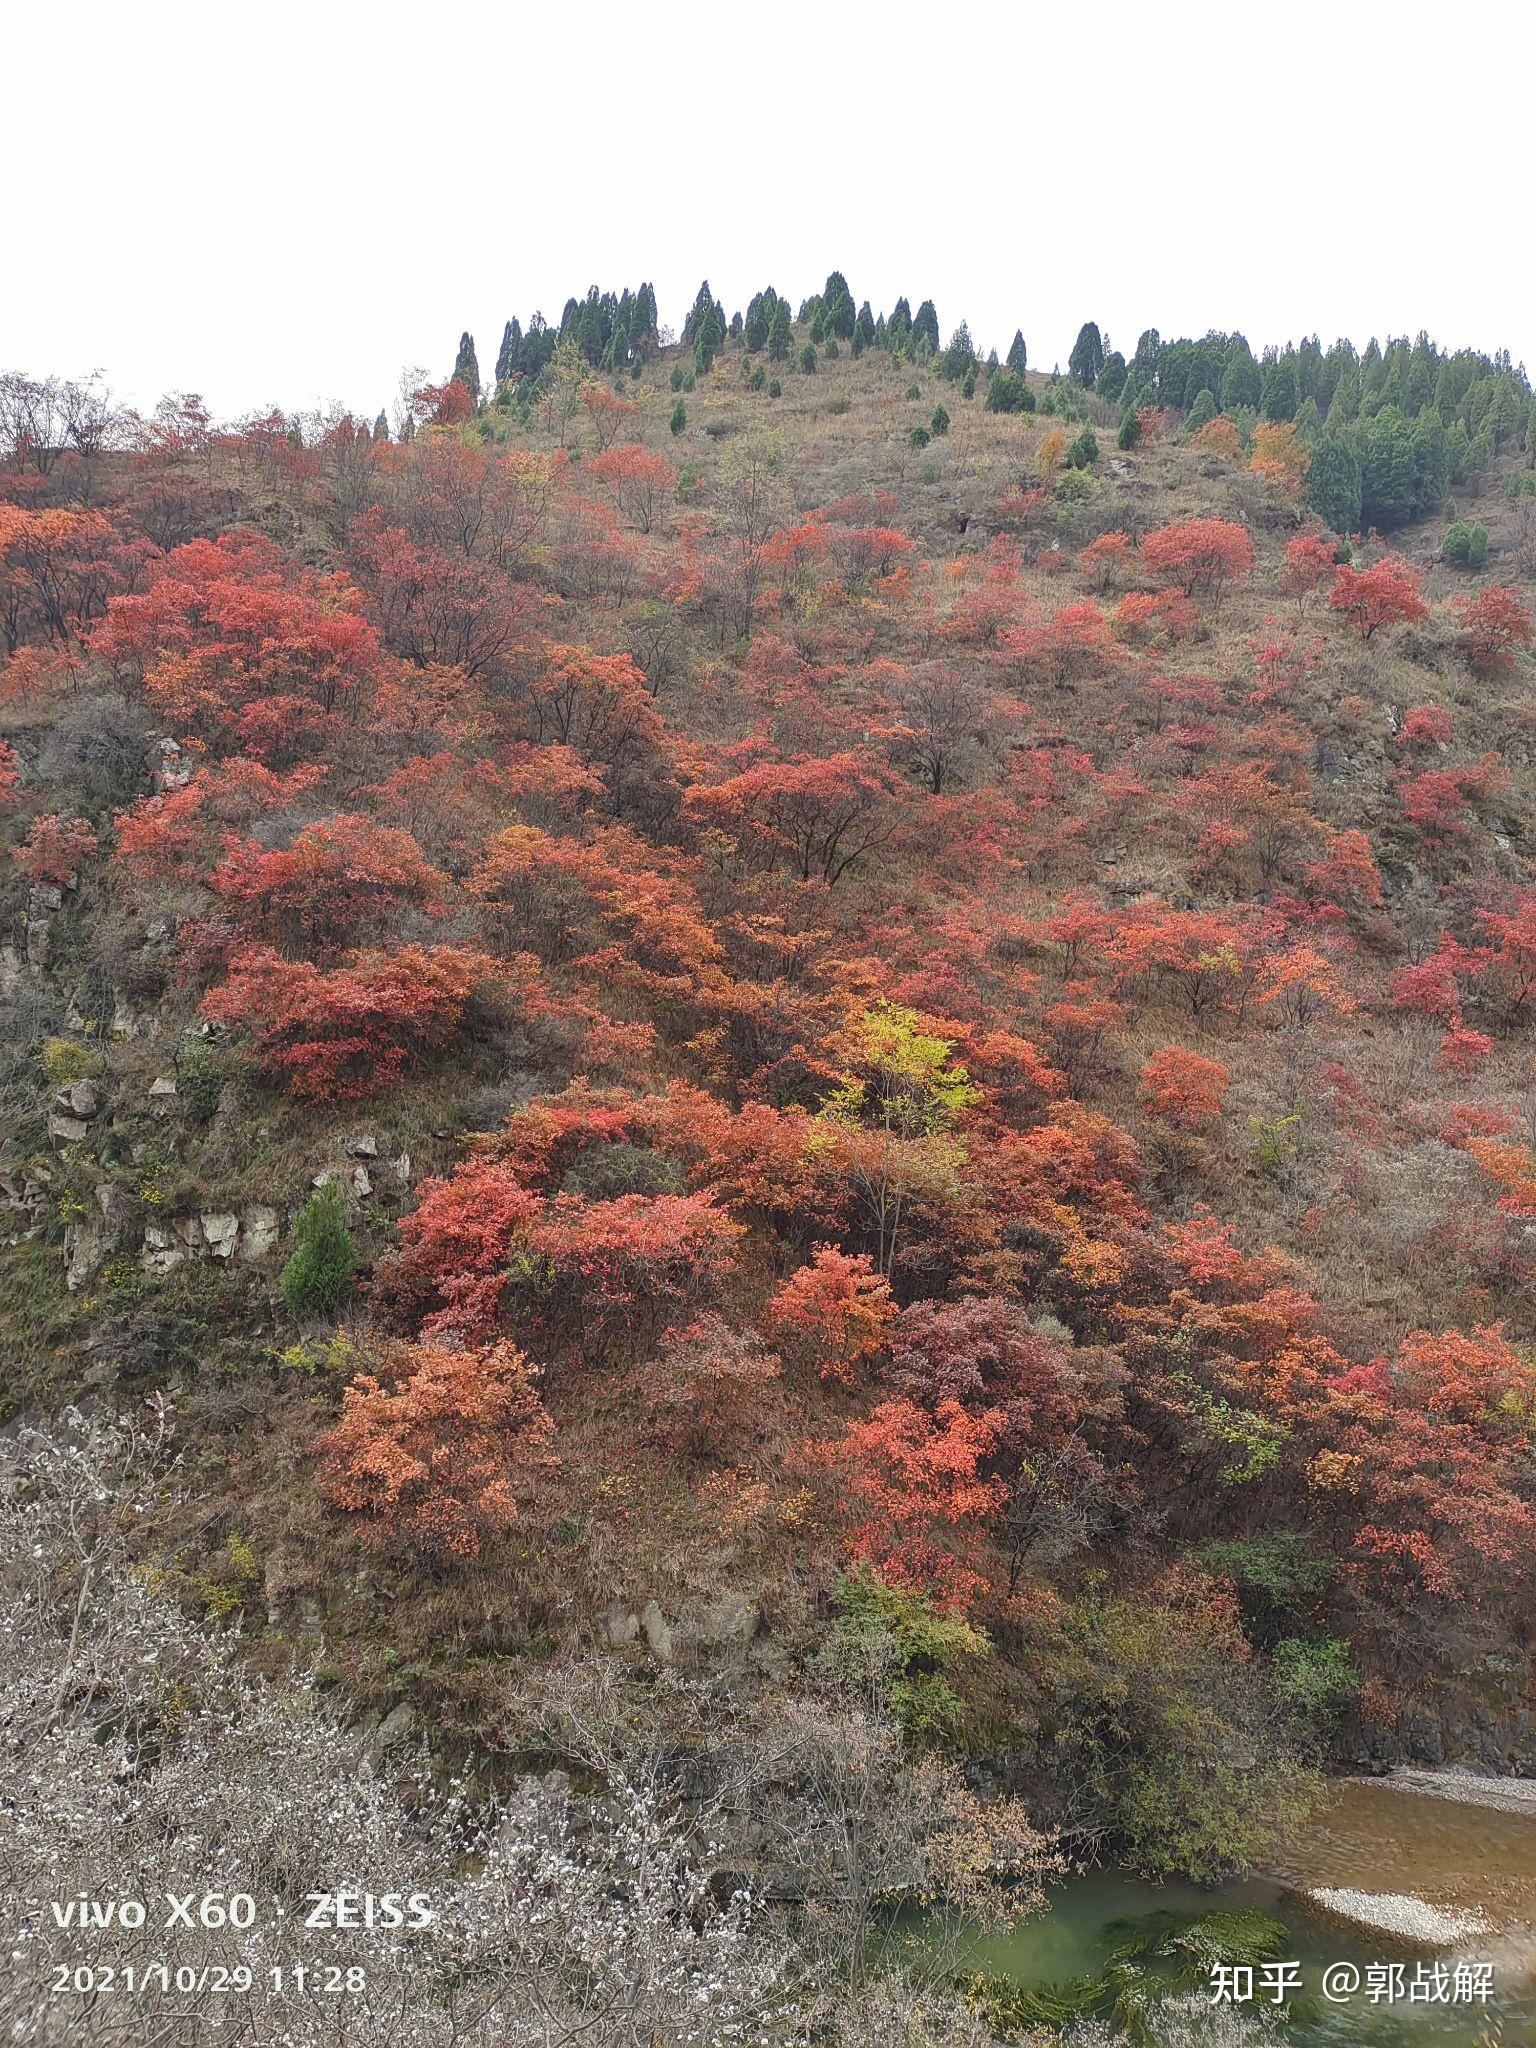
[0,1405,803,2047]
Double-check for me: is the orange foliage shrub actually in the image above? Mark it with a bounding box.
[315,1338,555,1558]
[1140,1045,1231,1130]
[12,812,97,885]
[767,1245,894,1383]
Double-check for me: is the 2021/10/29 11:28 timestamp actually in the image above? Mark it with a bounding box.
[51,1964,369,1997]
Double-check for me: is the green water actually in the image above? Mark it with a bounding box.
[907,1778,1536,2044]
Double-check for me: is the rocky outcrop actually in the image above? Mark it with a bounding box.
[25,884,64,971]
[604,1590,763,1667]
[140,1204,285,1274]
[55,1078,103,1120]
[239,1205,280,1259]
[1349,1664,1536,1772]
[63,1183,134,1291]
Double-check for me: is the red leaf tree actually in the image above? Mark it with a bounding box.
[315,1338,555,1558]
[202,942,517,1102]
[1330,556,1428,640]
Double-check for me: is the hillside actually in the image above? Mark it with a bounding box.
[4,295,1536,2043]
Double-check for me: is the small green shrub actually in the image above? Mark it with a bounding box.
[41,1037,100,1086]
[824,1571,986,1745]
[1271,1636,1359,1727]
[1250,1110,1301,1174]
[1442,519,1488,570]
[984,368,1031,414]
[279,1185,356,1319]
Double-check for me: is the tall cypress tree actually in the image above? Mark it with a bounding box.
[821,270,856,340]
[1219,342,1261,412]
[744,291,771,353]
[1006,329,1028,375]
[451,330,481,403]
[683,280,723,349]
[1069,321,1105,387]
[1260,355,1300,422]
[1307,436,1363,535]
[1096,352,1128,403]
[495,319,519,388]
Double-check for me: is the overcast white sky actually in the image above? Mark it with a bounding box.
[6,0,1532,420]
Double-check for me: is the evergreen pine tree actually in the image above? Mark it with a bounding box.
[1096,352,1128,403]
[280,1185,357,1318]
[451,331,481,404]
[1129,328,1162,394]
[495,320,519,387]
[1260,355,1300,422]
[1007,329,1028,375]
[821,270,856,339]
[1069,322,1105,387]
[1220,343,1261,412]
[940,323,976,382]
[683,281,720,348]
[984,369,1030,414]
[1307,436,1363,535]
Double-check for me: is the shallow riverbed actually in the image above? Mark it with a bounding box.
[919,1774,1536,2042]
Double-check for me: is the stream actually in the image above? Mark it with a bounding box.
[921,1774,1536,2042]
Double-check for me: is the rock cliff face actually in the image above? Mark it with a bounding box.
[1349,1674,1536,1774]
[0,742,426,1342]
